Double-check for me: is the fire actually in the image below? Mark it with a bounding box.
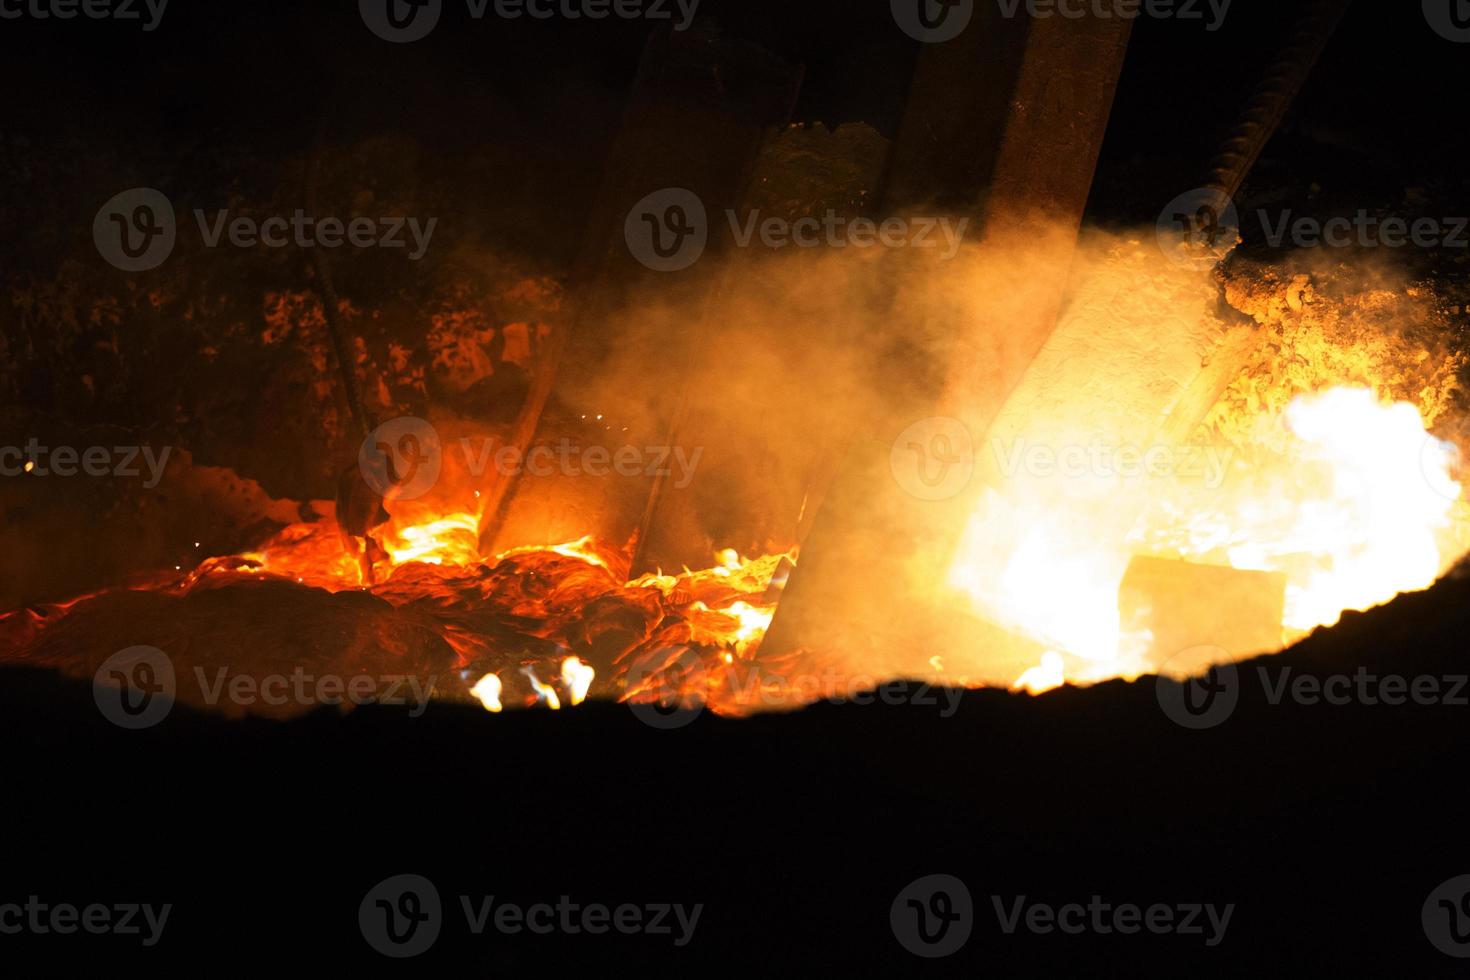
[382,513,481,566]
[957,386,1468,694]
[469,673,504,712]
[521,665,562,710]
[560,656,595,706]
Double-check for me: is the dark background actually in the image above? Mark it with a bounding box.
[0,0,1464,258]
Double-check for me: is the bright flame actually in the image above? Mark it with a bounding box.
[520,665,562,710]
[1014,651,1067,695]
[953,387,1469,689]
[560,656,595,706]
[469,673,503,712]
[384,513,481,566]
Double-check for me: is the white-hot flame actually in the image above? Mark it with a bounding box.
[521,665,562,710]
[953,387,1468,693]
[469,673,503,712]
[560,656,595,706]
